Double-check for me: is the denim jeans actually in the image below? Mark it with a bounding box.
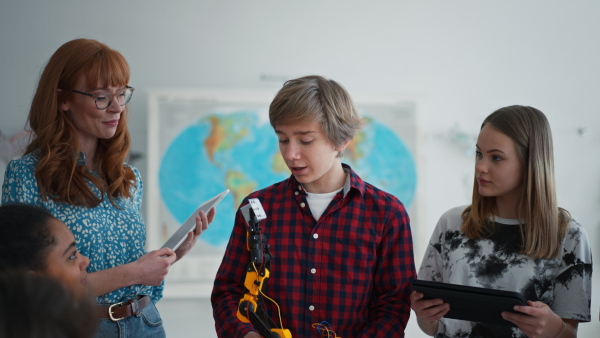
[95,300,166,338]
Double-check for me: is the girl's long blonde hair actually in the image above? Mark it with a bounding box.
[462,105,569,259]
[25,38,135,207]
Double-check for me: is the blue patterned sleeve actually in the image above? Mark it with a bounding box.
[2,160,21,204]
[2,158,41,205]
[127,165,144,213]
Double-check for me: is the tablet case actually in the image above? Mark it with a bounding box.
[412,279,527,327]
[160,189,229,250]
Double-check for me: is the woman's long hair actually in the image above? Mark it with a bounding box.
[462,105,570,259]
[25,38,135,207]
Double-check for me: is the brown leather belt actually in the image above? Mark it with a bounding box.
[98,295,150,321]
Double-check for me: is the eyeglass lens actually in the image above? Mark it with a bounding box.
[95,88,133,110]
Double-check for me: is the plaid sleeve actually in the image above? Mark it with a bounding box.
[211,203,256,337]
[358,199,416,337]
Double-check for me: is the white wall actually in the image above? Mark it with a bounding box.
[1,1,598,337]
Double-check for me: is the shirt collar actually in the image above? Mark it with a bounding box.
[289,163,366,198]
[76,152,100,177]
[76,151,87,167]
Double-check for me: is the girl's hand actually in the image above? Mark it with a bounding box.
[411,290,449,335]
[410,290,449,322]
[501,300,568,338]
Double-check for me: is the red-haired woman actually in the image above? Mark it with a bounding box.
[2,38,214,338]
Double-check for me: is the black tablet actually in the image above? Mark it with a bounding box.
[412,279,527,327]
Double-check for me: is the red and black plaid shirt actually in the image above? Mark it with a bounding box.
[212,165,416,337]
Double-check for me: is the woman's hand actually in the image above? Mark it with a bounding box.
[174,207,216,261]
[502,301,575,338]
[411,290,449,336]
[132,247,176,286]
[86,247,176,296]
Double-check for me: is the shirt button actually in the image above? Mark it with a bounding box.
[313,233,319,239]
[309,305,315,311]
[300,202,306,208]
[295,191,299,195]
[310,268,316,274]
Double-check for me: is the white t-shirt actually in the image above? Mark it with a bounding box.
[304,188,343,221]
[418,206,593,338]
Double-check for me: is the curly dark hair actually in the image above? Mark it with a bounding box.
[0,204,56,272]
[0,269,97,338]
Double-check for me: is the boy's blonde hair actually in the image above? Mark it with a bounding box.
[269,75,364,155]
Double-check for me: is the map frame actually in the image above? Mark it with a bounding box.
[146,89,424,298]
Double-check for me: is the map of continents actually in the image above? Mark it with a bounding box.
[159,111,416,248]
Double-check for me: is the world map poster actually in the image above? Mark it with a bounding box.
[147,90,420,297]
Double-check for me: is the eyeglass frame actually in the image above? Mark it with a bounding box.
[70,86,135,110]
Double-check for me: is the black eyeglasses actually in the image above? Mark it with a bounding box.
[71,86,134,110]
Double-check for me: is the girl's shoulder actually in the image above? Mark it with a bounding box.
[442,205,468,219]
[564,218,591,248]
[434,205,469,233]
[556,217,593,265]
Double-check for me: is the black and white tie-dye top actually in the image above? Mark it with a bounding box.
[418,206,592,338]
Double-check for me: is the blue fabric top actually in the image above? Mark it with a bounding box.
[2,152,163,304]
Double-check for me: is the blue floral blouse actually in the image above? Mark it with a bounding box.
[1,152,163,304]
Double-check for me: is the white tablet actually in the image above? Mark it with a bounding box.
[160,189,229,250]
